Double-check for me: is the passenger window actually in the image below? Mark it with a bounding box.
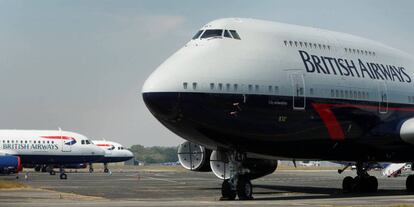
[223,30,232,38]
[310,88,314,95]
[81,140,85,145]
[183,82,188,89]
[210,83,214,90]
[192,30,203,40]
[229,30,241,40]
[192,82,197,90]
[275,86,279,94]
[248,84,253,91]
[226,83,230,91]
[345,90,348,98]
[331,89,334,97]
[233,84,238,91]
[268,86,273,92]
[255,85,259,92]
[201,30,223,39]
[218,83,223,90]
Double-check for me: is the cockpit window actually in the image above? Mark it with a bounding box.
[223,30,231,38]
[229,30,241,40]
[201,29,223,39]
[192,30,203,40]
[85,140,91,144]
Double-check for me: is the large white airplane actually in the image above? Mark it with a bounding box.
[142,18,414,200]
[0,129,105,179]
[88,140,134,173]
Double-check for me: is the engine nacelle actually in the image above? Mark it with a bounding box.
[210,150,277,180]
[177,141,211,172]
[0,156,22,174]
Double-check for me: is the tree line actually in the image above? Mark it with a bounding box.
[129,145,178,164]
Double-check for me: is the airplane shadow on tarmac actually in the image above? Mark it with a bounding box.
[252,185,413,201]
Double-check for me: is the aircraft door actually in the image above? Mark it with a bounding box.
[378,82,388,114]
[290,73,306,110]
[61,131,71,152]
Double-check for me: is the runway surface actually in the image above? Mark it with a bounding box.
[2,168,414,206]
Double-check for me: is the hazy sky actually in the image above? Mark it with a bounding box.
[0,0,413,147]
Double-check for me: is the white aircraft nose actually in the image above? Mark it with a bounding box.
[126,150,134,158]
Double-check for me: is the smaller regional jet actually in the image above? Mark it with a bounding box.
[88,140,134,173]
[0,129,105,179]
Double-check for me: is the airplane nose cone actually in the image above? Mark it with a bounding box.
[126,150,134,159]
[142,92,181,122]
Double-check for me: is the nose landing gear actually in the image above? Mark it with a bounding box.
[219,152,253,200]
[341,162,378,193]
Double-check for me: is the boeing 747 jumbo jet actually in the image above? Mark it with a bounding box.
[0,129,105,179]
[88,140,134,173]
[142,18,414,200]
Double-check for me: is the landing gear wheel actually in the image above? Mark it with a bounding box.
[342,176,354,193]
[237,178,253,200]
[49,171,56,175]
[59,173,67,180]
[34,166,41,172]
[366,176,378,193]
[89,168,94,173]
[406,174,414,192]
[41,166,47,172]
[104,168,109,173]
[220,180,236,200]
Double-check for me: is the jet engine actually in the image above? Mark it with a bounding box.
[0,156,22,174]
[177,141,211,171]
[210,150,278,180]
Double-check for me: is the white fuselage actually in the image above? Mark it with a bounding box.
[0,130,105,164]
[92,140,133,163]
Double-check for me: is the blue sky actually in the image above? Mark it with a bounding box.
[0,0,413,146]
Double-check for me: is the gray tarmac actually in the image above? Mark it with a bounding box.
[2,169,414,206]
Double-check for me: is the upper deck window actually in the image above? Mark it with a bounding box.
[192,30,203,40]
[201,29,223,39]
[229,30,241,40]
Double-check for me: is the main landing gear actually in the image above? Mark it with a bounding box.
[220,152,253,200]
[340,162,378,193]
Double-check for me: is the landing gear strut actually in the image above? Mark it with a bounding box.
[220,152,253,200]
[89,163,94,173]
[342,162,378,193]
[103,163,109,173]
[59,166,67,180]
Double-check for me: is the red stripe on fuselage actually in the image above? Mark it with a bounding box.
[41,136,73,140]
[312,102,414,141]
[312,103,345,141]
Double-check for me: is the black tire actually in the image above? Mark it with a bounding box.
[406,174,414,192]
[104,168,109,173]
[221,180,236,200]
[49,171,56,175]
[34,166,41,172]
[89,168,94,173]
[367,176,378,193]
[41,167,47,172]
[342,176,354,193]
[237,178,253,200]
[60,173,67,180]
